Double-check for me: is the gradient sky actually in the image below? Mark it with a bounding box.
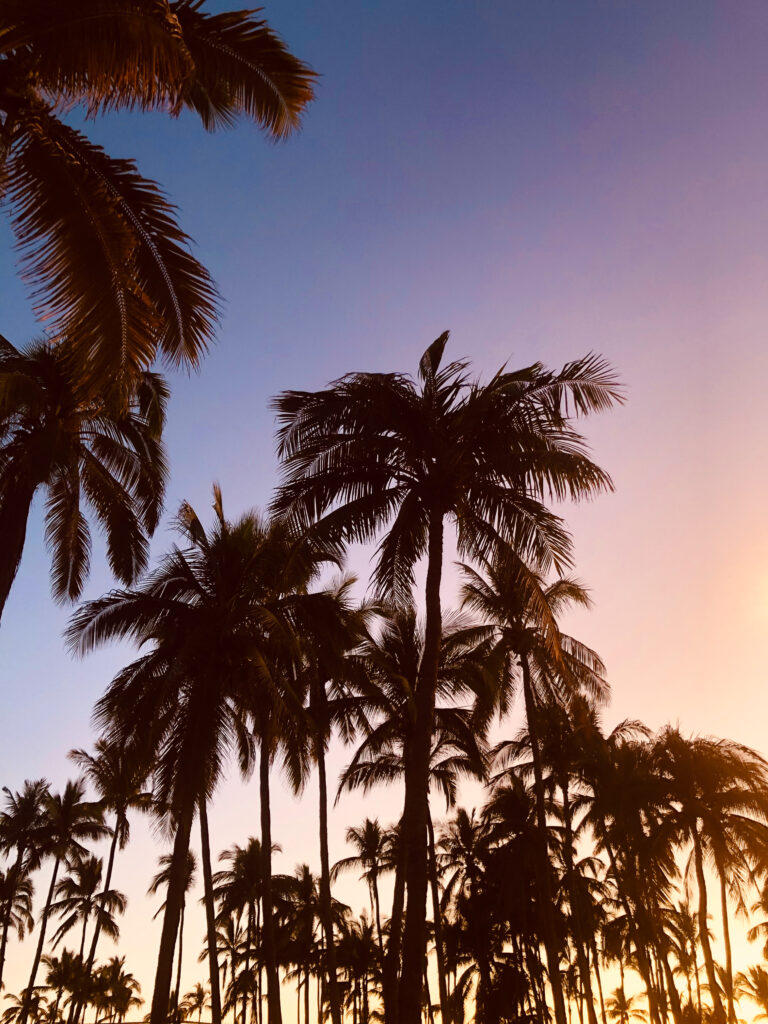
[2,0,768,1012]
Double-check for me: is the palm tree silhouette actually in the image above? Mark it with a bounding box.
[0,338,168,622]
[182,984,210,1024]
[148,851,197,1022]
[0,2,315,391]
[49,853,126,958]
[273,334,621,1024]
[735,965,768,1021]
[19,781,106,1024]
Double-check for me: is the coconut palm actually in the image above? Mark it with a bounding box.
[0,865,34,949]
[735,966,768,1021]
[272,334,621,1024]
[332,821,389,961]
[67,738,151,1021]
[0,338,168,621]
[67,486,340,1024]
[605,989,647,1024]
[41,952,85,1024]
[182,985,209,1024]
[460,548,608,1024]
[19,782,107,1024]
[148,851,197,1021]
[3,991,48,1024]
[0,779,49,991]
[49,854,126,958]
[0,1,315,391]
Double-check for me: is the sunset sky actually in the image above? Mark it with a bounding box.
[2,0,768,1010]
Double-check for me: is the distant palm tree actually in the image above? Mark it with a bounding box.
[182,985,210,1024]
[19,782,106,1024]
[272,334,621,1024]
[0,338,168,621]
[49,854,126,957]
[3,990,48,1024]
[0,779,49,991]
[735,965,768,1021]
[148,851,197,1022]
[97,957,142,1024]
[1,1,315,391]
[41,952,84,1023]
[605,989,647,1024]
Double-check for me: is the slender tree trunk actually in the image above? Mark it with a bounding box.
[520,657,567,1024]
[20,855,61,1024]
[0,474,36,626]
[426,808,450,1024]
[150,802,195,1024]
[384,816,406,1024]
[259,731,282,1024]
[316,732,343,1024]
[692,828,725,1024]
[174,901,186,1019]
[200,798,223,1024]
[0,847,25,991]
[304,963,310,1024]
[561,781,598,1024]
[243,902,254,1024]
[717,863,735,1024]
[587,934,607,1024]
[398,512,443,1024]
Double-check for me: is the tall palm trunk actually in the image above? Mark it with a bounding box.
[0,474,36,625]
[0,846,25,991]
[520,656,567,1024]
[560,780,598,1024]
[243,902,254,1024]
[20,855,61,1024]
[692,827,725,1024]
[174,900,186,1018]
[200,798,223,1024]
[259,730,282,1024]
[384,815,407,1024]
[399,512,443,1024]
[315,708,343,1024]
[425,808,450,1024]
[716,859,735,1024]
[150,801,195,1024]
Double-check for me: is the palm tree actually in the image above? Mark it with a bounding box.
[605,989,647,1024]
[148,851,197,1021]
[735,966,768,1021]
[41,952,85,1024]
[68,486,339,1024]
[0,865,34,949]
[272,334,621,1024]
[49,854,126,958]
[460,548,608,1024]
[212,840,264,1024]
[0,779,49,990]
[333,821,389,962]
[68,738,151,1019]
[182,985,210,1024]
[98,957,142,1024]
[19,782,107,1024]
[3,991,48,1024]
[0,339,168,621]
[0,1,315,391]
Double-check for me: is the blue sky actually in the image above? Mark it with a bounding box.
[3,0,768,1004]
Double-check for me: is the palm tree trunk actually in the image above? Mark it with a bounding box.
[561,781,598,1024]
[259,729,282,1024]
[717,862,735,1024]
[425,808,449,1024]
[316,732,343,1024]
[0,474,36,626]
[384,816,407,1024]
[692,827,725,1024]
[399,511,443,1024]
[0,847,25,991]
[20,855,61,1024]
[199,798,223,1024]
[520,656,567,1024]
[243,902,254,1024]
[174,901,186,1019]
[150,801,195,1024]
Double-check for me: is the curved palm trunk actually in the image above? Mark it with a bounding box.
[20,855,61,1024]
[174,900,186,1018]
[520,657,567,1024]
[200,798,223,1024]
[692,827,725,1024]
[259,731,282,1024]
[399,512,443,1024]
[0,475,36,626]
[425,808,449,1024]
[0,846,25,991]
[316,724,343,1024]
[716,861,735,1024]
[150,801,195,1024]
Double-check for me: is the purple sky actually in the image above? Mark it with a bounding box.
[2,0,768,1009]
